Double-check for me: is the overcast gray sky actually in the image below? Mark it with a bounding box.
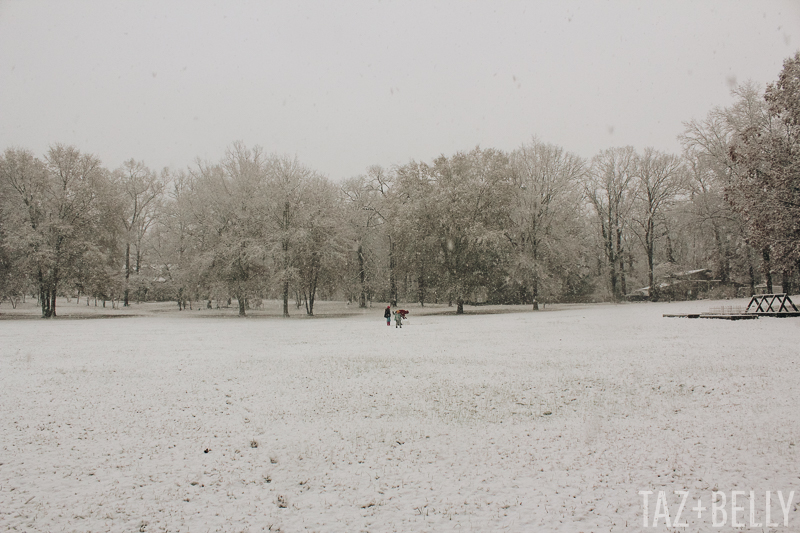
[1,1,799,180]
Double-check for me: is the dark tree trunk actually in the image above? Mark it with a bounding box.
[603,218,618,301]
[124,242,130,307]
[389,236,397,306]
[306,291,315,316]
[305,252,319,316]
[50,284,56,317]
[646,219,658,302]
[39,269,57,318]
[417,260,425,307]
[456,298,464,314]
[238,296,246,317]
[762,247,773,293]
[358,243,367,308]
[782,270,792,296]
[283,280,290,317]
[39,269,48,318]
[531,244,540,304]
[666,232,676,264]
[712,227,729,283]
[282,200,291,317]
[616,228,626,299]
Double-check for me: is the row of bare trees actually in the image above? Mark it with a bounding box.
[0,138,779,317]
[2,53,798,317]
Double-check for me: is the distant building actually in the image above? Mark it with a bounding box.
[626,268,721,301]
[754,283,783,295]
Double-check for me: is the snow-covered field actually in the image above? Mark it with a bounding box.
[2,298,800,532]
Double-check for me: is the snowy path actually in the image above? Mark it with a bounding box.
[2,301,799,532]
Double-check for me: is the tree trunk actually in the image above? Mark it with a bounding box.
[745,246,756,298]
[645,218,658,301]
[603,220,618,301]
[124,242,130,307]
[282,201,291,317]
[795,262,800,295]
[456,298,464,314]
[283,280,290,317]
[417,260,425,307]
[647,231,657,302]
[782,269,792,296]
[529,240,540,304]
[38,269,48,318]
[616,228,626,299]
[238,296,246,317]
[712,226,729,283]
[358,243,367,308]
[666,232,676,264]
[306,253,319,316]
[609,259,618,301]
[762,247,773,293]
[39,271,57,318]
[389,236,397,306]
[306,291,315,316]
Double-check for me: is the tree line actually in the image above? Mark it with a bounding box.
[2,52,799,318]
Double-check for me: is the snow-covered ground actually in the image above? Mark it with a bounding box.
[1,298,800,532]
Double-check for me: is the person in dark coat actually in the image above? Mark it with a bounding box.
[384,305,391,326]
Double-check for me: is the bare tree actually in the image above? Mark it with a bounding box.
[0,145,111,317]
[267,155,313,317]
[631,148,686,300]
[341,174,386,307]
[152,167,200,310]
[585,147,637,301]
[680,82,773,293]
[293,175,346,316]
[113,159,164,306]
[431,147,512,314]
[192,143,270,316]
[507,139,586,305]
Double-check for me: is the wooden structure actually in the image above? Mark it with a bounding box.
[663,312,758,320]
[664,294,799,320]
[745,294,799,316]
